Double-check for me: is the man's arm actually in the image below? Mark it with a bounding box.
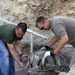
[13,40,22,55]
[47,35,59,47]
[14,40,29,61]
[39,35,59,51]
[54,34,69,54]
[41,34,69,61]
[7,43,24,67]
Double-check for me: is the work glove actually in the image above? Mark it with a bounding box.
[39,45,50,51]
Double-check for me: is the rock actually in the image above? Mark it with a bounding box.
[59,64,75,75]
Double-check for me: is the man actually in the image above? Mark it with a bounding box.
[36,16,75,70]
[0,22,28,75]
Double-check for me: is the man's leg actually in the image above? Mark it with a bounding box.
[9,54,15,75]
[69,48,75,69]
[0,40,9,75]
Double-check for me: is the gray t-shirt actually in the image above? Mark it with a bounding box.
[51,16,75,44]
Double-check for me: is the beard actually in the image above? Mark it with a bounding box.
[17,36,23,40]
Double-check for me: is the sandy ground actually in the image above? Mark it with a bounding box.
[15,62,58,75]
[16,70,58,75]
[15,60,69,75]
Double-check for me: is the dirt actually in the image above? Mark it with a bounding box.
[16,70,58,75]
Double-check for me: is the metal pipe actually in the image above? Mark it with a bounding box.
[30,33,33,53]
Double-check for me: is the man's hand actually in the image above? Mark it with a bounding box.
[19,62,25,68]
[39,45,50,51]
[21,54,29,61]
[7,43,25,68]
[39,45,53,51]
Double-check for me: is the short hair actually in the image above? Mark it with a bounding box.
[16,22,27,33]
[36,16,46,27]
